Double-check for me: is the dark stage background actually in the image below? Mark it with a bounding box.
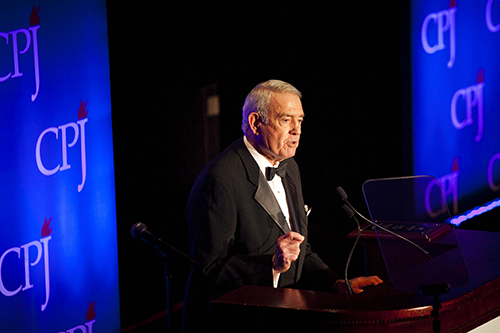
[107,2,411,331]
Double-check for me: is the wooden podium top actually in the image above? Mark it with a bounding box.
[211,229,500,332]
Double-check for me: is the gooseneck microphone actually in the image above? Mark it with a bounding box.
[130,222,195,267]
[335,186,432,259]
[341,204,360,294]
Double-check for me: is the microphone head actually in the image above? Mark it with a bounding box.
[341,204,355,218]
[335,186,348,202]
[130,222,148,239]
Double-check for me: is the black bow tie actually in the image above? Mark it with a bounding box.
[266,163,287,181]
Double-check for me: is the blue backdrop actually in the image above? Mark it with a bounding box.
[0,1,120,332]
[412,0,500,216]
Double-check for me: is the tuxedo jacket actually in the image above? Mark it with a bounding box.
[183,137,339,313]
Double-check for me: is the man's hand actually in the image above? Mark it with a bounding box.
[335,276,383,294]
[273,232,304,273]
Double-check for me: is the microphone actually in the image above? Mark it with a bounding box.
[130,222,195,267]
[341,204,360,294]
[336,186,349,202]
[335,186,432,259]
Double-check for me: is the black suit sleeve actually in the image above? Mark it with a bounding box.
[186,174,274,302]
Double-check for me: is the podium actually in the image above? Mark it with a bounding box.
[211,229,500,332]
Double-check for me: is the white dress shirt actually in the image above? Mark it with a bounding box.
[244,136,290,287]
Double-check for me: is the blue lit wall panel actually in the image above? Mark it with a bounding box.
[0,1,120,332]
[412,0,500,215]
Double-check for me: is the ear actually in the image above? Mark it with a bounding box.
[247,112,261,135]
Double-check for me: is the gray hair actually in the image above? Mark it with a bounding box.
[241,79,302,133]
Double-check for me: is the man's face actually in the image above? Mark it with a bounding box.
[253,92,304,164]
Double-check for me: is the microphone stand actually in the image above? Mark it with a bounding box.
[420,283,450,333]
[341,204,360,294]
[130,223,195,333]
[163,254,172,333]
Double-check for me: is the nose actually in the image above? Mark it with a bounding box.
[290,119,302,135]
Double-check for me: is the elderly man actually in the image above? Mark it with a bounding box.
[182,80,382,330]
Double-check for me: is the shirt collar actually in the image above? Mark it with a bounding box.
[243,136,280,177]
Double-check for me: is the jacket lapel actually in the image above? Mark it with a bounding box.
[283,174,302,233]
[283,173,307,235]
[235,137,290,234]
[254,173,291,234]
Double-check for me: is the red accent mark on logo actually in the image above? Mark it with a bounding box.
[86,301,97,321]
[78,100,88,120]
[449,0,457,8]
[477,68,485,83]
[30,6,41,26]
[452,157,460,173]
[42,217,52,238]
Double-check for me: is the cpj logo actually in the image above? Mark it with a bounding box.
[57,301,97,333]
[0,217,52,311]
[0,6,41,101]
[421,0,457,68]
[450,69,485,143]
[36,100,89,192]
[486,0,500,33]
[425,158,460,218]
[488,153,500,192]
